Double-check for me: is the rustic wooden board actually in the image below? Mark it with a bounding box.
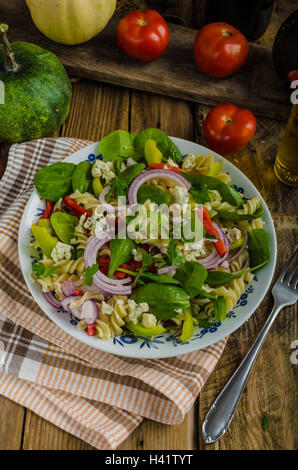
[3,8,291,122]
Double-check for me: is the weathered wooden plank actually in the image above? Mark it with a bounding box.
[4,9,290,121]
[119,408,196,450]
[0,396,25,450]
[22,410,94,450]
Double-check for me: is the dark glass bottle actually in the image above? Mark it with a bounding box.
[204,0,275,40]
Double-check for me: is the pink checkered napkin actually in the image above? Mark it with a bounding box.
[0,137,227,449]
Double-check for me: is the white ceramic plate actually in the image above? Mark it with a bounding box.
[18,138,277,359]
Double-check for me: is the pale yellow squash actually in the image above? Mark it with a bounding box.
[26,0,116,45]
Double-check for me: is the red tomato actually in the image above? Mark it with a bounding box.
[193,22,249,78]
[116,10,169,62]
[203,104,256,154]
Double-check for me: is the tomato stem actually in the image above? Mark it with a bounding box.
[138,20,148,26]
[222,30,232,38]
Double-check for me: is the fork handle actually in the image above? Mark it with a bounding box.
[202,301,283,444]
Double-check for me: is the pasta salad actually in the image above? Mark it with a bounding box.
[30,128,270,342]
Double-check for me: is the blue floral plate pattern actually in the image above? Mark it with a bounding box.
[18,138,277,359]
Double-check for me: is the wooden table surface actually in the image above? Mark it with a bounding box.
[0,0,297,451]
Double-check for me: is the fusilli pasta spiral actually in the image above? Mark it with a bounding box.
[73,224,88,250]
[251,218,265,230]
[237,196,260,215]
[69,190,100,213]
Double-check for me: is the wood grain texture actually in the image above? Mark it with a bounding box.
[0,395,25,450]
[3,8,291,121]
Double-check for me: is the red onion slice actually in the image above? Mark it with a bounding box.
[43,292,61,309]
[84,234,132,295]
[228,229,248,263]
[231,256,250,274]
[61,280,81,297]
[81,300,98,324]
[60,295,83,317]
[158,266,179,275]
[128,169,190,205]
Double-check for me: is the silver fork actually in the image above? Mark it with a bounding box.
[202,245,298,444]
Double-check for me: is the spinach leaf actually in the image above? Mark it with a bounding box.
[216,205,264,220]
[189,183,211,204]
[198,318,213,328]
[167,238,185,266]
[137,185,170,204]
[118,163,145,189]
[247,227,270,268]
[196,288,217,300]
[34,162,76,203]
[134,128,182,164]
[206,259,269,287]
[85,263,99,286]
[140,272,181,285]
[99,130,136,161]
[131,283,190,320]
[174,261,208,299]
[139,248,154,268]
[72,161,93,194]
[213,296,227,322]
[108,238,136,277]
[183,173,243,207]
[206,270,242,286]
[108,163,145,198]
[50,212,78,244]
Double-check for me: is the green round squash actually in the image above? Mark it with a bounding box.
[0,24,72,143]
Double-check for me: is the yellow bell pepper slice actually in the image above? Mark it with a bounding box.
[230,234,245,251]
[31,224,58,258]
[92,177,103,198]
[180,308,194,343]
[144,139,163,165]
[126,321,166,338]
[208,161,222,177]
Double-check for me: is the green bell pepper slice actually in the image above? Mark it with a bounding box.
[230,234,245,251]
[179,308,194,343]
[92,177,103,198]
[37,219,51,230]
[31,224,58,258]
[126,321,167,338]
[208,161,222,177]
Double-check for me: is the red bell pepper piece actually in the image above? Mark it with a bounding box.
[63,196,92,219]
[40,200,53,219]
[201,207,227,257]
[97,256,143,279]
[87,323,96,336]
[149,162,182,174]
[74,289,83,296]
